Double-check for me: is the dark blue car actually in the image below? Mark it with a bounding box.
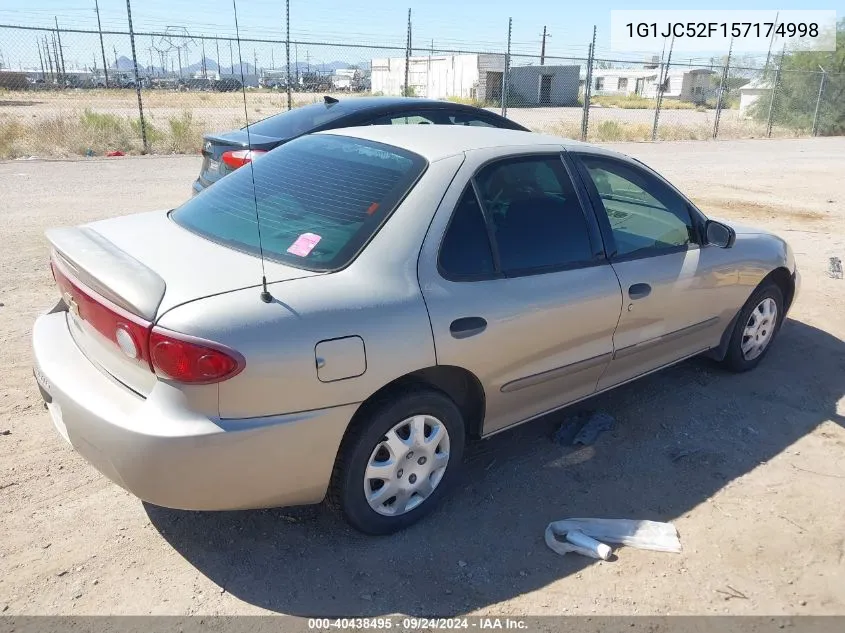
[193,96,527,194]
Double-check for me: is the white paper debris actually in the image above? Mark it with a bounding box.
[545,518,681,559]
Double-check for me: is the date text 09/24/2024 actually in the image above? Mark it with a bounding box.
[626,22,819,39]
[307,618,528,630]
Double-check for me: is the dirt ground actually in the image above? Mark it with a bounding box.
[0,138,844,617]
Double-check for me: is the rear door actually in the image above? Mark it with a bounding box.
[571,151,731,390]
[418,149,623,435]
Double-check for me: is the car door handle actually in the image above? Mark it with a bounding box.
[450,317,487,339]
[628,283,652,300]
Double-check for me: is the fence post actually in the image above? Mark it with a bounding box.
[285,0,292,110]
[404,8,411,96]
[95,0,109,87]
[811,68,826,137]
[125,0,149,153]
[502,17,512,117]
[652,35,674,141]
[766,46,785,138]
[713,36,733,139]
[580,26,596,141]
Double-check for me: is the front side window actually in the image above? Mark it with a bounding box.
[172,135,426,271]
[472,155,594,274]
[577,155,693,258]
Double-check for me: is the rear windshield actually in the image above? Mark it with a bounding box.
[171,134,427,271]
[247,102,350,138]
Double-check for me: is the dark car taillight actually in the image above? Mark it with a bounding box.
[149,328,245,384]
[221,149,267,169]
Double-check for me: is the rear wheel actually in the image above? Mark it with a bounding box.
[329,387,465,535]
[722,282,784,372]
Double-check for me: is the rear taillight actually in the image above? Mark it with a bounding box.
[52,256,244,384]
[52,259,152,367]
[220,149,267,169]
[149,328,244,384]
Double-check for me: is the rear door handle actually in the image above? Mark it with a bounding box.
[628,283,652,300]
[450,317,487,339]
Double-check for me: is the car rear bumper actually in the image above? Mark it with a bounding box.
[32,311,357,511]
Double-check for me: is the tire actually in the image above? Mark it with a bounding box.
[722,281,784,372]
[329,387,466,535]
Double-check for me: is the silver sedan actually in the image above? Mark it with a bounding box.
[32,126,799,534]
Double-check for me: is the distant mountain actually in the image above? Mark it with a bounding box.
[110,55,369,76]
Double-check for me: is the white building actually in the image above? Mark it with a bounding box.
[583,67,717,103]
[370,53,505,102]
[331,68,360,91]
[739,79,772,117]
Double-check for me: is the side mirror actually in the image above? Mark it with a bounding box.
[705,220,735,249]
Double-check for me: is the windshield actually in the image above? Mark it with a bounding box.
[171,134,427,271]
[246,102,350,138]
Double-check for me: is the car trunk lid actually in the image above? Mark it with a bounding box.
[47,210,317,395]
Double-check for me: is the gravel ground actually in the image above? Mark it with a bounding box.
[0,138,844,617]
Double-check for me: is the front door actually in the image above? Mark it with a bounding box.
[572,152,730,390]
[418,151,623,434]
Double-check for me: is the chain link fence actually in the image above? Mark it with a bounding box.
[0,21,842,159]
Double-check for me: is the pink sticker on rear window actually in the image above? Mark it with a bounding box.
[286,232,322,257]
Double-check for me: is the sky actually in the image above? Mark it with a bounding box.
[0,0,841,71]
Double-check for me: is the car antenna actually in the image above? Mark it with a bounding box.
[233,0,272,303]
[324,95,339,104]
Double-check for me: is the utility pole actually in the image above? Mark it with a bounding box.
[540,26,550,65]
[254,49,258,76]
[37,40,45,79]
[113,45,119,72]
[201,38,207,78]
[51,31,61,83]
[54,17,66,79]
[44,36,54,80]
[286,0,292,109]
[95,0,109,87]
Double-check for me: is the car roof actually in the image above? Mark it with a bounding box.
[317,125,601,162]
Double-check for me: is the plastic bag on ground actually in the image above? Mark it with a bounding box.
[545,518,681,559]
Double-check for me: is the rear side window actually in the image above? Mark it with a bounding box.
[172,135,426,271]
[474,156,594,274]
[439,187,495,278]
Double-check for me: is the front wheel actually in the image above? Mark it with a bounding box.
[329,387,465,535]
[722,282,784,372]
